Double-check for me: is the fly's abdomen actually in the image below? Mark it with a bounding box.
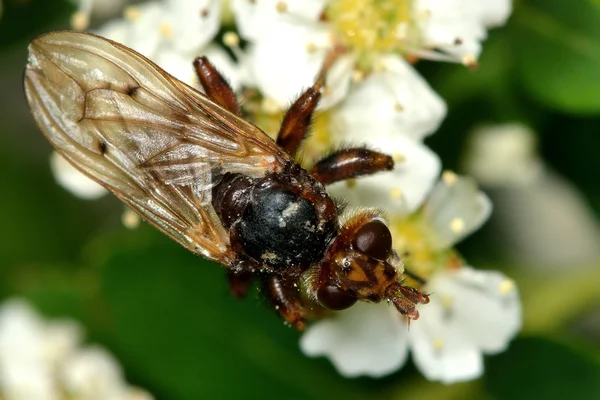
[236,185,328,268]
[212,169,337,270]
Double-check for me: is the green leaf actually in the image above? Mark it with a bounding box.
[513,0,600,114]
[90,229,374,400]
[486,336,600,400]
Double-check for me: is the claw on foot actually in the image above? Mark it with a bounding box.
[385,282,430,320]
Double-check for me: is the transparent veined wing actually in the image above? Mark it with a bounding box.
[24,31,291,265]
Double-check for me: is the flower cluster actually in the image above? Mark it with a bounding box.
[0,299,153,400]
[52,0,521,383]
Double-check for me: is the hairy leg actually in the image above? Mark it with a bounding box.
[276,84,321,156]
[276,45,345,157]
[310,148,394,185]
[264,275,307,331]
[227,269,254,299]
[193,56,241,115]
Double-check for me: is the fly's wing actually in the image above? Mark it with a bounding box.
[24,31,291,266]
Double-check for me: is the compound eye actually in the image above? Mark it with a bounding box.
[353,220,392,260]
[317,284,358,310]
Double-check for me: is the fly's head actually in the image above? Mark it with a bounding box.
[313,211,430,319]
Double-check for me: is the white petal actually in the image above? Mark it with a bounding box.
[462,123,543,187]
[421,173,492,249]
[84,0,130,19]
[231,0,327,40]
[61,346,127,398]
[331,55,446,142]
[435,267,522,353]
[117,2,164,56]
[50,152,107,200]
[0,300,59,400]
[247,21,350,110]
[409,267,521,383]
[300,302,409,378]
[94,18,130,44]
[327,137,441,216]
[413,0,488,62]
[471,0,513,28]
[410,328,483,384]
[153,48,198,87]
[165,0,221,53]
[43,320,82,366]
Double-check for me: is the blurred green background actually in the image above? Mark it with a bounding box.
[1,0,600,399]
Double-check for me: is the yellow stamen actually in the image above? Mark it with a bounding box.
[124,6,141,21]
[70,11,89,31]
[499,279,515,295]
[223,32,240,48]
[441,294,453,309]
[393,152,406,163]
[159,23,173,38]
[326,0,413,68]
[390,187,403,200]
[122,208,140,229]
[276,1,288,13]
[442,170,457,185]
[450,218,465,234]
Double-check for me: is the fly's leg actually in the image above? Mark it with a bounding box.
[264,275,307,331]
[276,46,344,157]
[193,56,241,116]
[276,84,321,157]
[310,148,394,185]
[227,269,254,299]
[385,282,431,321]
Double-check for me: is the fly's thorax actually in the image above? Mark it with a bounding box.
[213,164,339,270]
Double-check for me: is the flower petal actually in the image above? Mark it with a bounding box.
[409,267,521,383]
[441,267,521,353]
[462,123,543,187]
[300,302,409,378]
[231,0,327,40]
[471,0,513,28]
[331,55,446,142]
[327,137,441,216]
[61,346,126,398]
[421,172,492,249]
[165,0,221,53]
[410,329,484,384]
[50,152,107,200]
[247,21,351,110]
[413,0,489,63]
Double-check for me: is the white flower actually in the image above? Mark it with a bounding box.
[231,0,512,109]
[0,299,154,400]
[409,267,520,384]
[411,0,512,65]
[323,53,446,216]
[50,151,107,200]
[329,54,446,143]
[327,136,441,216]
[69,0,133,30]
[301,174,520,383]
[301,267,521,382]
[96,0,238,89]
[421,171,492,250]
[462,123,544,187]
[61,346,130,400]
[301,302,409,378]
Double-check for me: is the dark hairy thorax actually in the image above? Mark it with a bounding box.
[212,162,339,271]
